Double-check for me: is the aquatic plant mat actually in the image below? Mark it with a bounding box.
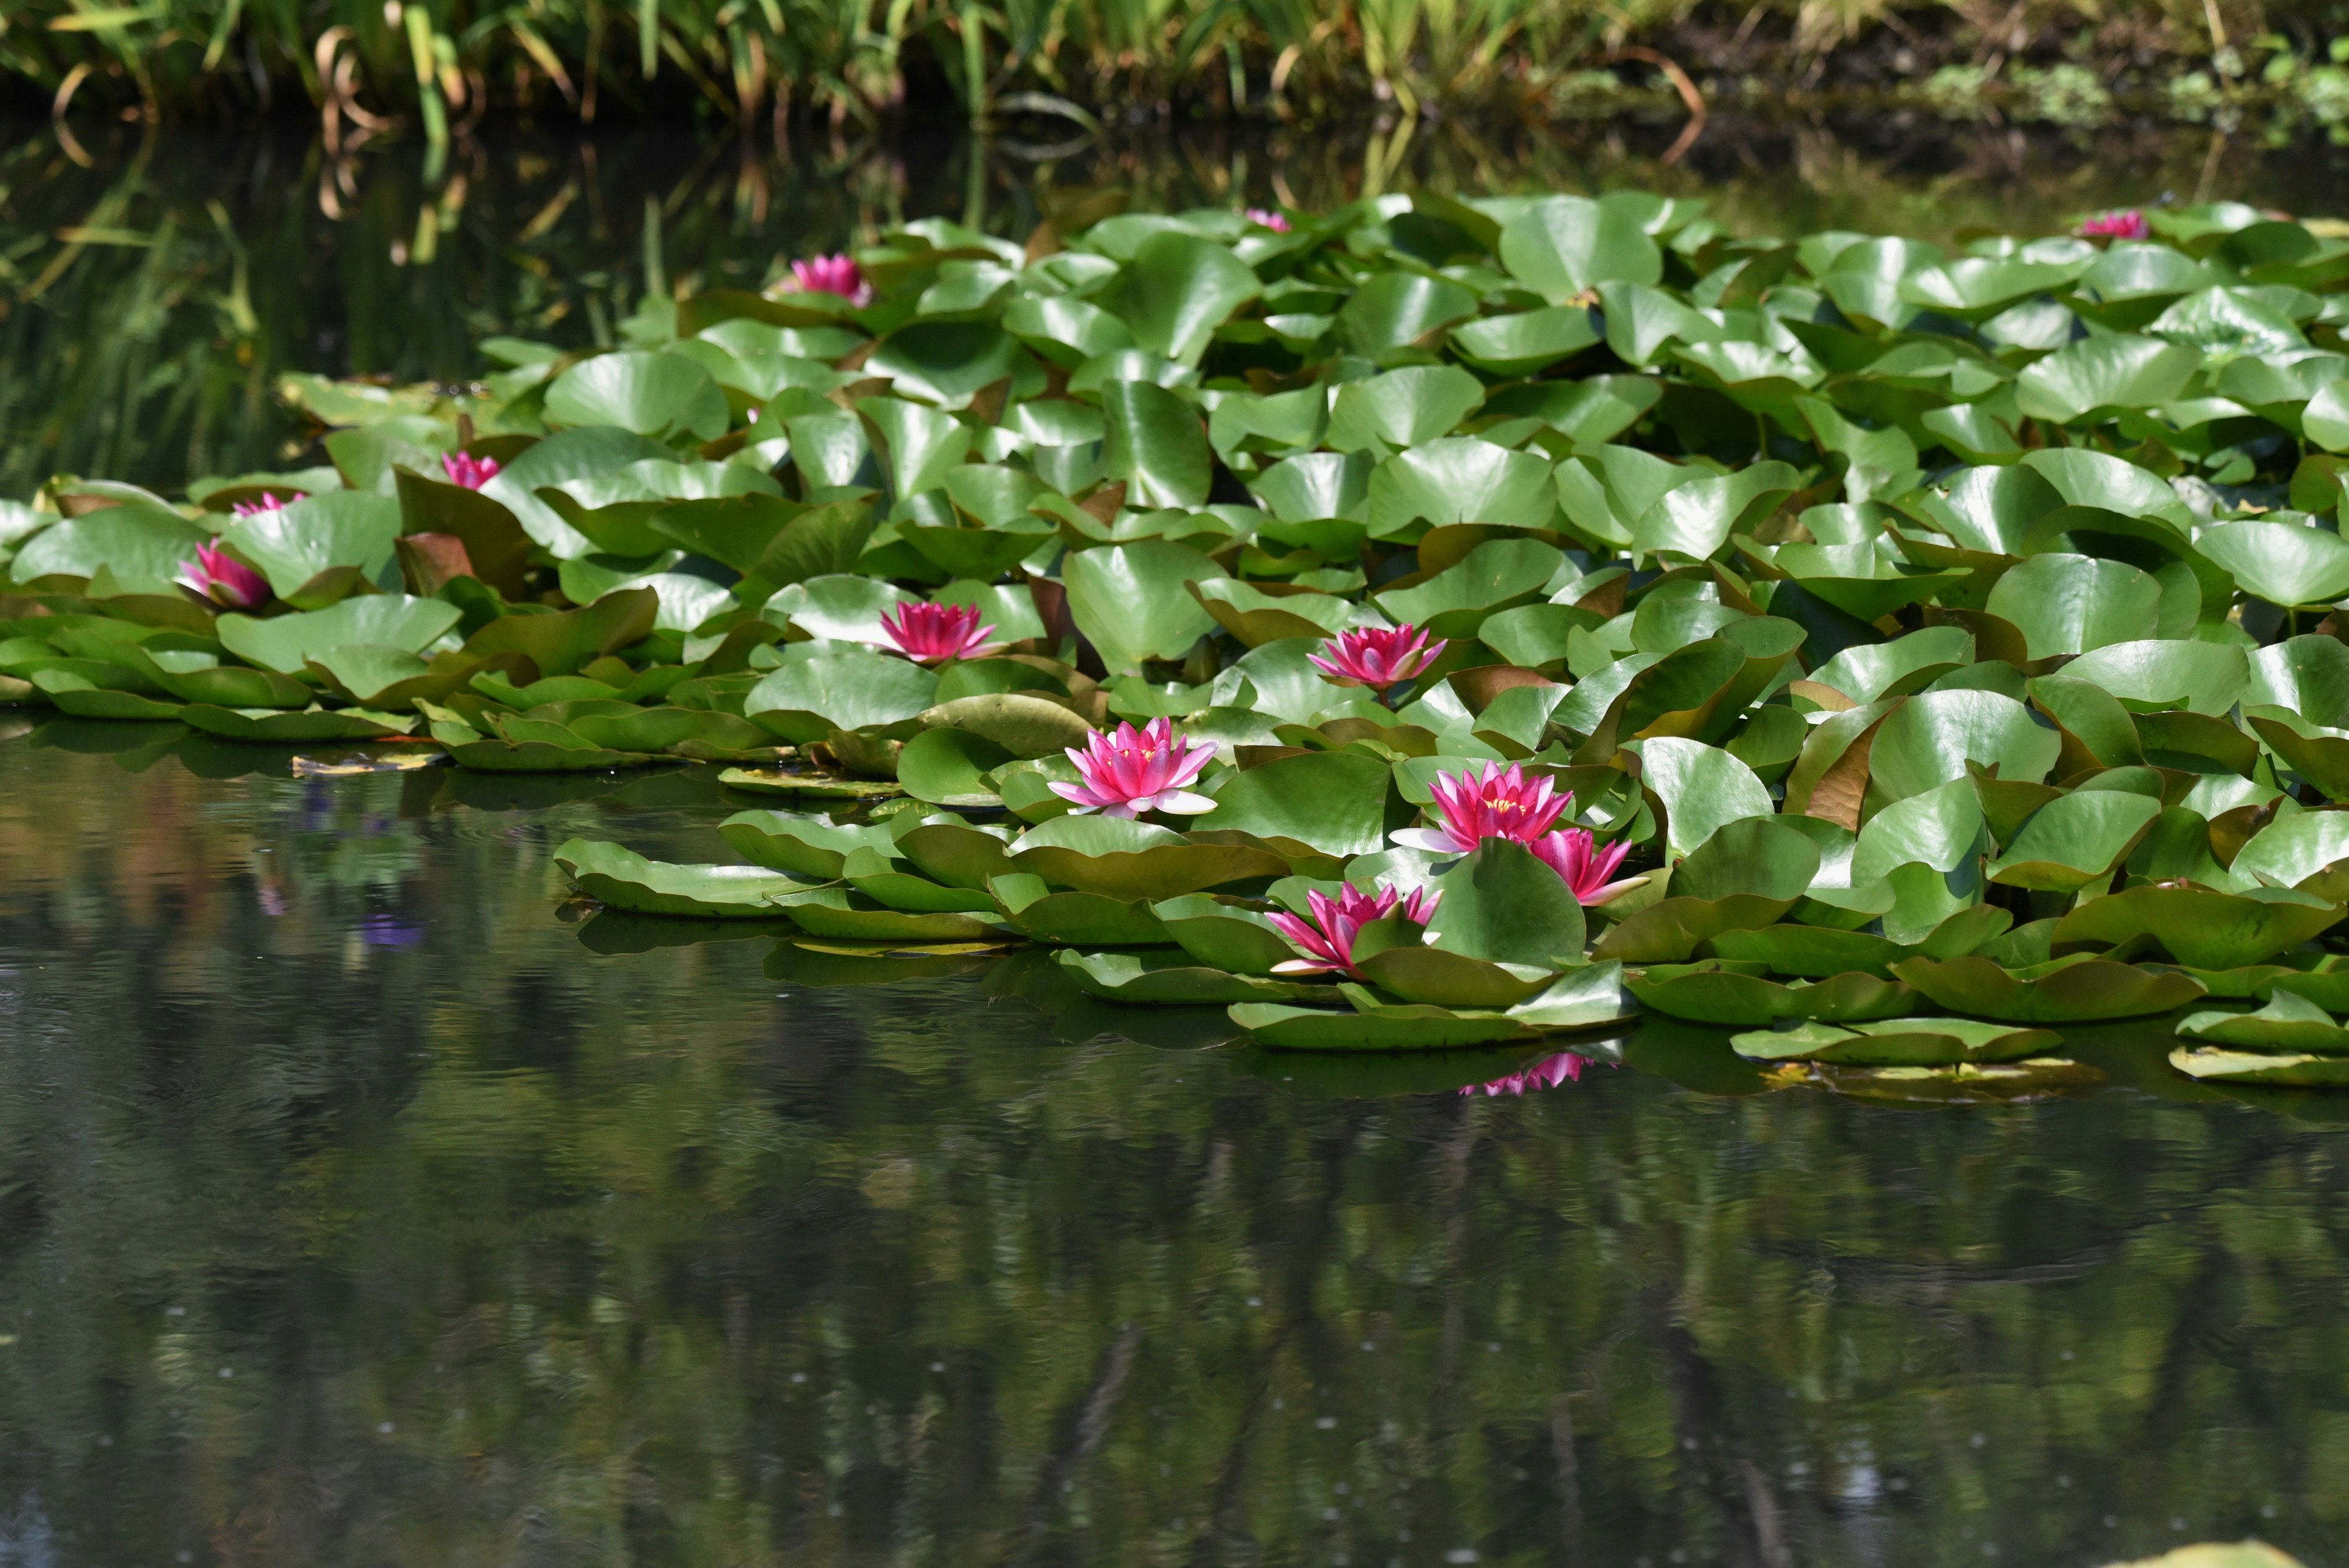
[20,189,2349,1096]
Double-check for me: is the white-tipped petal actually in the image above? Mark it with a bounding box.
[1390,827,1464,855]
[1156,790,1219,814]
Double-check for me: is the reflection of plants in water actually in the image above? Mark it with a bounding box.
[0,742,2342,1564]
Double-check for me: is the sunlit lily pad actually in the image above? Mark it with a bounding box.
[554,838,814,917]
[2175,989,2349,1053]
[1008,814,1289,901]
[1730,1016,2058,1065]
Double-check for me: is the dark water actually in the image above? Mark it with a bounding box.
[1,724,2344,1567]
[10,113,2349,497]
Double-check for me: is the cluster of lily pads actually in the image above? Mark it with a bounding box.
[18,192,2349,1085]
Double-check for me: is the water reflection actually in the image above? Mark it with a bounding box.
[0,732,2340,1565]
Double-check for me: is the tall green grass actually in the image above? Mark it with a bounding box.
[4,0,2334,130]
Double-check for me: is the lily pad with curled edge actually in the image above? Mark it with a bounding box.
[1187,578,1368,647]
[1149,893,1299,975]
[2169,1044,2349,1088]
[1007,814,1290,901]
[918,693,1095,759]
[1351,943,1560,1009]
[2244,711,2349,801]
[2062,639,2249,716]
[2050,882,2343,970]
[127,649,316,710]
[1985,789,2163,893]
[1054,948,1326,1005]
[988,872,1171,945]
[2229,806,2349,901]
[566,707,773,757]
[718,767,905,801]
[1707,904,2010,978]
[554,838,814,918]
[743,643,939,743]
[1228,963,1634,1052]
[1628,962,1919,1026]
[897,726,1012,806]
[1729,1016,2059,1065]
[840,846,998,914]
[890,814,1016,889]
[2175,989,2349,1053]
[179,704,418,743]
[1591,894,1800,964]
[768,884,1011,942]
[445,732,652,772]
[217,595,465,675]
[719,809,899,877]
[1887,953,2207,1022]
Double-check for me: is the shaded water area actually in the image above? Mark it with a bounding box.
[1,727,2347,1566]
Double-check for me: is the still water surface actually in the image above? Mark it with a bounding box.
[0,726,2342,1566]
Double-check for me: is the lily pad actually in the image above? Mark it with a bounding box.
[1008,814,1290,901]
[1887,953,2206,1022]
[1730,1016,2058,1065]
[1055,948,1323,1005]
[554,838,812,917]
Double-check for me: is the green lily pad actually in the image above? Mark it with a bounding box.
[179,704,417,743]
[217,595,463,674]
[720,809,899,876]
[1730,1016,2058,1065]
[988,871,1170,944]
[1630,963,1920,1026]
[1887,953,2206,1022]
[2176,989,2349,1053]
[768,884,1010,942]
[1148,893,1299,974]
[554,838,812,917]
[840,845,996,913]
[1007,814,1289,901]
[2169,1044,2349,1087]
[743,643,939,743]
[2051,882,2342,969]
[1055,948,1323,1005]
[1230,964,1635,1052]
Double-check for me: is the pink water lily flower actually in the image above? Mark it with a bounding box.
[1050,717,1217,819]
[1308,623,1446,695]
[1269,882,1439,978]
[1393,761,1642,905]
[2076,209,2150,242]
[177,541,270,610]
[229,491,303,517]
[789,253,873,308]
[1462,1052,1588,1098]
[880,601,1000,664]
[1244,207,1293,234]
[1395,761,1572,855]
[1531,826,1642,906]
[442,451,500,489]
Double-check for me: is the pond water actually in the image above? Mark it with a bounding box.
[0,726,2343,1566]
